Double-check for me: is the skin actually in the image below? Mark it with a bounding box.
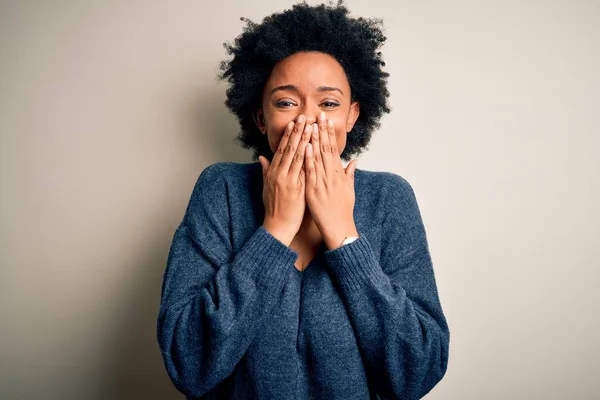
[256,51,359,162]
[256,51,361,250]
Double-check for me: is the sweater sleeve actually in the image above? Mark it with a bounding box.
[156,163,299,398]
[323,174,450,400]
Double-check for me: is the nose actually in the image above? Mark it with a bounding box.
[304,114,317,126]
[298,103,320,126]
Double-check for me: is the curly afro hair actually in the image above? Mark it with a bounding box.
[218,0,391,162]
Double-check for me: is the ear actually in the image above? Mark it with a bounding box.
[253,109,267,134]
[346,101,360,133]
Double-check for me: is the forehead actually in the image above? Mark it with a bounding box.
[265,51,350,93]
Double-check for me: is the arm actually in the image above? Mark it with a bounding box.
[323,174,450,400]
[157,164,299,398]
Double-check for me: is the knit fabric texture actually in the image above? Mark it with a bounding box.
[157,161,450,399]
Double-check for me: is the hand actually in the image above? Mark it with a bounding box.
[259,115,313,246]
[304,112,359,250]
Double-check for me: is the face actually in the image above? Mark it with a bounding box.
[255,51,360,160]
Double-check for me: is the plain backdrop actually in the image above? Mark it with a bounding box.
[1,0,598,399]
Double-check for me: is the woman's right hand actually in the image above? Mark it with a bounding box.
[258,115,313,246]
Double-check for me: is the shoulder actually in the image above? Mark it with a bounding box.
[194,161,250,182]
[191,161,256,192]
[355,168,425,236]
[355,168,416,202]
[187,161,256,213]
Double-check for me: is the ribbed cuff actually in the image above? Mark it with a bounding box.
[231,225,299,292]
[324,235,388,292]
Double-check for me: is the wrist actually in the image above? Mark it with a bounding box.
[262,222,295,246]
[324,227,360,250]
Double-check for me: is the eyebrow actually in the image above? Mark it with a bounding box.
[269,85,344,96]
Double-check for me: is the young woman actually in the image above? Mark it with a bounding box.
[157,2,450,399]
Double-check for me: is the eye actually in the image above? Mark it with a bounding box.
[275,100,296,108]
[321,101,340,108]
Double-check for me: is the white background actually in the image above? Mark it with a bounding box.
[1,0,598,398]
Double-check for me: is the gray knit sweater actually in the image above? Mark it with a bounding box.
[157,161,449,399]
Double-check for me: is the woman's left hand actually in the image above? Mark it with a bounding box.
[304,113,360,250]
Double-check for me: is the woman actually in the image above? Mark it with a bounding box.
[157,2,450,399]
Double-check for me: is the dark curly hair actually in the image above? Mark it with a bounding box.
[217,0,391,162]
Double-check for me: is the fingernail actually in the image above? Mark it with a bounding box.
[304,124,312,133]
[298,115,305,123]
[319,111,325,121]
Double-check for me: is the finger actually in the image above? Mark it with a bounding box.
[317,112,334,177]
[269,120,294,172]
[311,123,324,184]
[279,115,306,174]
[304,142,316,188]
[345,158,358,189]
[288,123,312,179]
[258,155,270,177]
[327,119,343,175]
